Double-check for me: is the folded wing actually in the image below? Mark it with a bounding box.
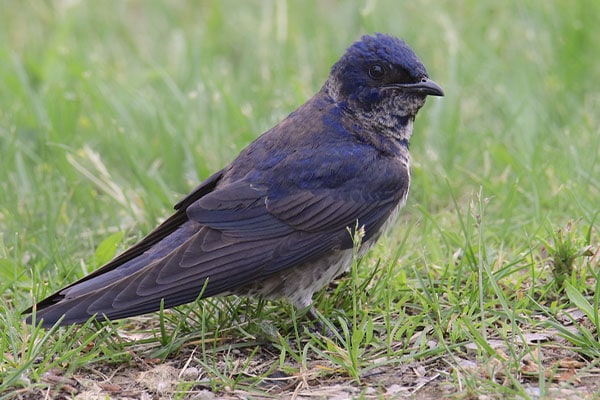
[28,168,402,326]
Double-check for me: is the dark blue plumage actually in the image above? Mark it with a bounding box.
[26,34,443,327]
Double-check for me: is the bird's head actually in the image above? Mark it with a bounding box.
[325,33,443,127]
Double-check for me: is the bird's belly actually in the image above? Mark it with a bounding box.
[233,249,354,309]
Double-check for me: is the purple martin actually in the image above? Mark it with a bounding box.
[26,33,443,327]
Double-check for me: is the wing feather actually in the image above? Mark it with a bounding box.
[28,152,407,327]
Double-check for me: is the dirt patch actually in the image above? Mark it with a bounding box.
[12,329,600,400]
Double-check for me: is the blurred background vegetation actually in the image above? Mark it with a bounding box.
[1,0,599,316]
[1,0,599,320]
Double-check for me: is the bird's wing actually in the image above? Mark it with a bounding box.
[25,170,224,316]
[185,178,403,273]
[28,172,402,326]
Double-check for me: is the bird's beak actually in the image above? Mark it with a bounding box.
[394,78,444,97]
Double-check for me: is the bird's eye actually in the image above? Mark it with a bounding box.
[368,64,385,79]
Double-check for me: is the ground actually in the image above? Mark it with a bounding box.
[12,301,600,400]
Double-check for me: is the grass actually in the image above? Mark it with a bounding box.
[1,0,599,398]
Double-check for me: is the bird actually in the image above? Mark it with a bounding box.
[25,33,443,328]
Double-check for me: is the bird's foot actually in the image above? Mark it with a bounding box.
[305,307,348,339]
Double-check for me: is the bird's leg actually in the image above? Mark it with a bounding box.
[305,307,336,338]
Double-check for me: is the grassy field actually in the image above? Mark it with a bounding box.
[1,1,599,398]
